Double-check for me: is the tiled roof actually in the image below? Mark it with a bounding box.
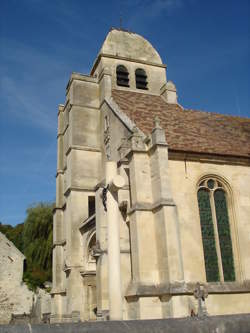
[112,89,250,158]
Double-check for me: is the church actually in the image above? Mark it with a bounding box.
[51,28,250,323]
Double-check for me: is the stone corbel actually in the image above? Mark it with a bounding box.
[91,246,103,259]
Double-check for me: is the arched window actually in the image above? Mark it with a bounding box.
[116,65,129,87]
[135,68,148,90]
[197,178,235,282]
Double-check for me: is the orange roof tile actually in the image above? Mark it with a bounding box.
[112,89,250,158]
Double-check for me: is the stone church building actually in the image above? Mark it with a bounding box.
[51,29,250,323]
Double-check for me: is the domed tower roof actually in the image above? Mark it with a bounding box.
[91,29,164,75]
[99,29,162,64]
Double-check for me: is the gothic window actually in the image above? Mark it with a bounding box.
[135,68,148,90]
[116,65,129,87]
[197,178,235,282]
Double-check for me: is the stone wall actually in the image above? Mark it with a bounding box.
[0,232,24,285]
[1,314,250,333]
[32,289,52,323]
[168,158,250,316]
[0,282,34,324]
[0,232,51,324]
[0,232,34,324]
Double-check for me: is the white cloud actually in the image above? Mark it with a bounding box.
[124,0,185,31]
[1,75,56,132]
[0,38,71,132]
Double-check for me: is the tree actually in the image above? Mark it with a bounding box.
[0,202,54,290]
[22,203,54,289]
[0,222,24,251]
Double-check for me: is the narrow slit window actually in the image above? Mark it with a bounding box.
[135,68,148,90]
[88,196,96,217]
[104,115,109,132]
[116,65,129,87]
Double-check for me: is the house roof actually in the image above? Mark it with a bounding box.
[0,231,25,259]
[112,89,250,159]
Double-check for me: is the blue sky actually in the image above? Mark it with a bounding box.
[0,0,249,226]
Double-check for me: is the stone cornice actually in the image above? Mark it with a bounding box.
[127,199,175,215]
[64,186,96,197]
[80,270,96,277]
[125,280,250,298]
[57,123,69,138]
[50,288,66,295]
[65,145,101,156]
[125,149,147,161]
[90,53,166,75]
[66,72,98,94]
[53,206,64,214]
[68,103,100,111]
[57,104,65,116]
[53,239,66,248]
[168,150,250,166]
[56,169,64,178]
[148,142,168,154]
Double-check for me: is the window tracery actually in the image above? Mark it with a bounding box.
[197,178,235,282]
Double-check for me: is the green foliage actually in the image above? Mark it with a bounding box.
[0,202,54,290]
[0,222,24,251]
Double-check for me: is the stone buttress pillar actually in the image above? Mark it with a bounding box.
[51,104,67,323]
[125,129,163,319]
[62,72,100,322]
[149,118,187,318]
[52,72,101,322]
[125,122,187,319]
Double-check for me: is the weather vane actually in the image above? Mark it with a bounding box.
[120,12,123,29]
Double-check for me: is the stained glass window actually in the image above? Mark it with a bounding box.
[197,179,235,282]
[198,189,219,282]
[207,179,215,189]
[214,190,235,281]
